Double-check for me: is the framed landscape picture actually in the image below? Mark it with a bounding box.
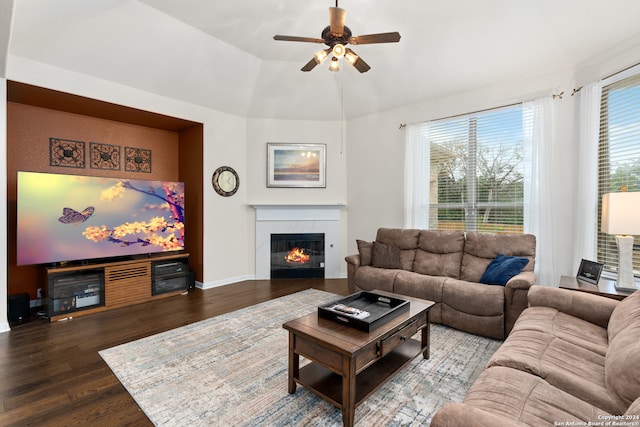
[267,143,326,188]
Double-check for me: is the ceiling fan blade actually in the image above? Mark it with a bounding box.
[329,7,345,36]
[349,32,401,45]
[274,35,325,43]
[345,48,371,73]
[353,57,370,73]
[301,58,318,72]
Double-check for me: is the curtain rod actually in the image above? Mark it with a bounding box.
[602,61,640,81]
[572,61,640,96]
[399,101,522,130]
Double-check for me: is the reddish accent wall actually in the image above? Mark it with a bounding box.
[179,125,204,282]
[7,96,203,300]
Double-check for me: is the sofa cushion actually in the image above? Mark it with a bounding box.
[460,232,535,283]
[480,255,529,286]
[511,306,609,356]
[442,278,505,316]
[626,397,640,416]
[375,228,419,270]
[528,285,618,330]
[375,227,420,248]
[441,278,505,339]
[605,323,640,412]
[393,270,444,323]
[608,290,640,343]
[353,266,398,292]
[487,329,620,413]
[431,366,611,427]
[371,241,401,269]
[356,240,373,266]
[393,270,445,302]
[413,230,465,278]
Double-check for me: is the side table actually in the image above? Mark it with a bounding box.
[558,275,635,300]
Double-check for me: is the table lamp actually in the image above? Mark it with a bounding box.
[601,192,640,290]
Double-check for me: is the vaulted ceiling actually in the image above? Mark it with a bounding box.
[6,0,640,120]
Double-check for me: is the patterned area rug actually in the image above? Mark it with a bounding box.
[100,289,502,426]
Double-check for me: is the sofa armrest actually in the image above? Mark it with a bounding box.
[527,285,619,328]
[505,270,535,290]
[504,271,535,336]
[345,254,360,294]
[431,403,516,427]
[345,254,360,268]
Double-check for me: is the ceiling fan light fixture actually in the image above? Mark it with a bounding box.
[329,57,340,72]
[314,48,330,64]
[332,43,346,59]
[344,49,359,66]
[273,2,400,73]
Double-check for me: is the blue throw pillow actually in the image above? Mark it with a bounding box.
[480,255,529,286]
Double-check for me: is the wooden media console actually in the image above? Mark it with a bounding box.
[45,253,189,322]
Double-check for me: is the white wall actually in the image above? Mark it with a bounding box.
[246,118,349,277]
[0,78,9,332]
[0,0,13,332]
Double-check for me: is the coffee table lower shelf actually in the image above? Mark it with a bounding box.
[296,339,423,410]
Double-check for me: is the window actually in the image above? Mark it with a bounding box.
[597,72,640,276]
[427,105,525,234]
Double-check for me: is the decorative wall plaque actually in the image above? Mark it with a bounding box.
[90,142,120,170]
[125,147,152,173]
[50,138,86,168]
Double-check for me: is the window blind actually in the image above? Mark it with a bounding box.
[425,105,525,234]
[597,72,640,276]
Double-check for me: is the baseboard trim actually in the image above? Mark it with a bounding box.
[197,275,255,290]
[197,273,346,290]
[0,321,10,333]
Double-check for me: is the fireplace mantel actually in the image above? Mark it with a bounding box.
[250,203,345,221]
[252,204,345,279]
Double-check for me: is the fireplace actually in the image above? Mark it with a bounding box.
[253,204,343,280]
[271,233,325,278]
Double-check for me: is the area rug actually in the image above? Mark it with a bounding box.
[100,289,502,426]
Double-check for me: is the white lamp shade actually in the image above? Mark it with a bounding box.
[601,192,640,235]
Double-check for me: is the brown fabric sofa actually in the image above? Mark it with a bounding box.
[431,285,640,426]
[345,228,536,339]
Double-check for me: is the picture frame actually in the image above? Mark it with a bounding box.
[267,143,326,188]
[576,259,604,285]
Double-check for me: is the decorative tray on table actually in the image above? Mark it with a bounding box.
[318,291,410,332]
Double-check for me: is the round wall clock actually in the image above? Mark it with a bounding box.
[212,166,239,197]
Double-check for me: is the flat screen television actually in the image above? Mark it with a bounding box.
[16,171,185,266]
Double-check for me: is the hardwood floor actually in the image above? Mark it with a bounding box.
[0,279,349,426]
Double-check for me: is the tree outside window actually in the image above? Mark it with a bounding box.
[428,106,524,234]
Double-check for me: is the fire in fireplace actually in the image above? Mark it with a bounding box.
[285,247,310,263]
[271,233,325,278]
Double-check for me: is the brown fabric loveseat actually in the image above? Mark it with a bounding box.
[345,228,536,339]
[431,285,640,426]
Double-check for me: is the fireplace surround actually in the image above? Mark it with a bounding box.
[252,204,344,279]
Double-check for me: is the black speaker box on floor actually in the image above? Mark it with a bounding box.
[8,293,30,322]
[188,271,196,290]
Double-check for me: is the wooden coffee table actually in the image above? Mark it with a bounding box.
[282,290,434,427]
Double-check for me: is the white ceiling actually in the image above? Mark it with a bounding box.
[6,0,640,120]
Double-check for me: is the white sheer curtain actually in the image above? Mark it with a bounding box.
[403,123,430,229]
[573,82,602,267]
[523,97,555,285]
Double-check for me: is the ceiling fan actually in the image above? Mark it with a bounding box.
[273,1,401,73]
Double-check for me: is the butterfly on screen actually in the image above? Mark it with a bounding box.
[58,207,95,224]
